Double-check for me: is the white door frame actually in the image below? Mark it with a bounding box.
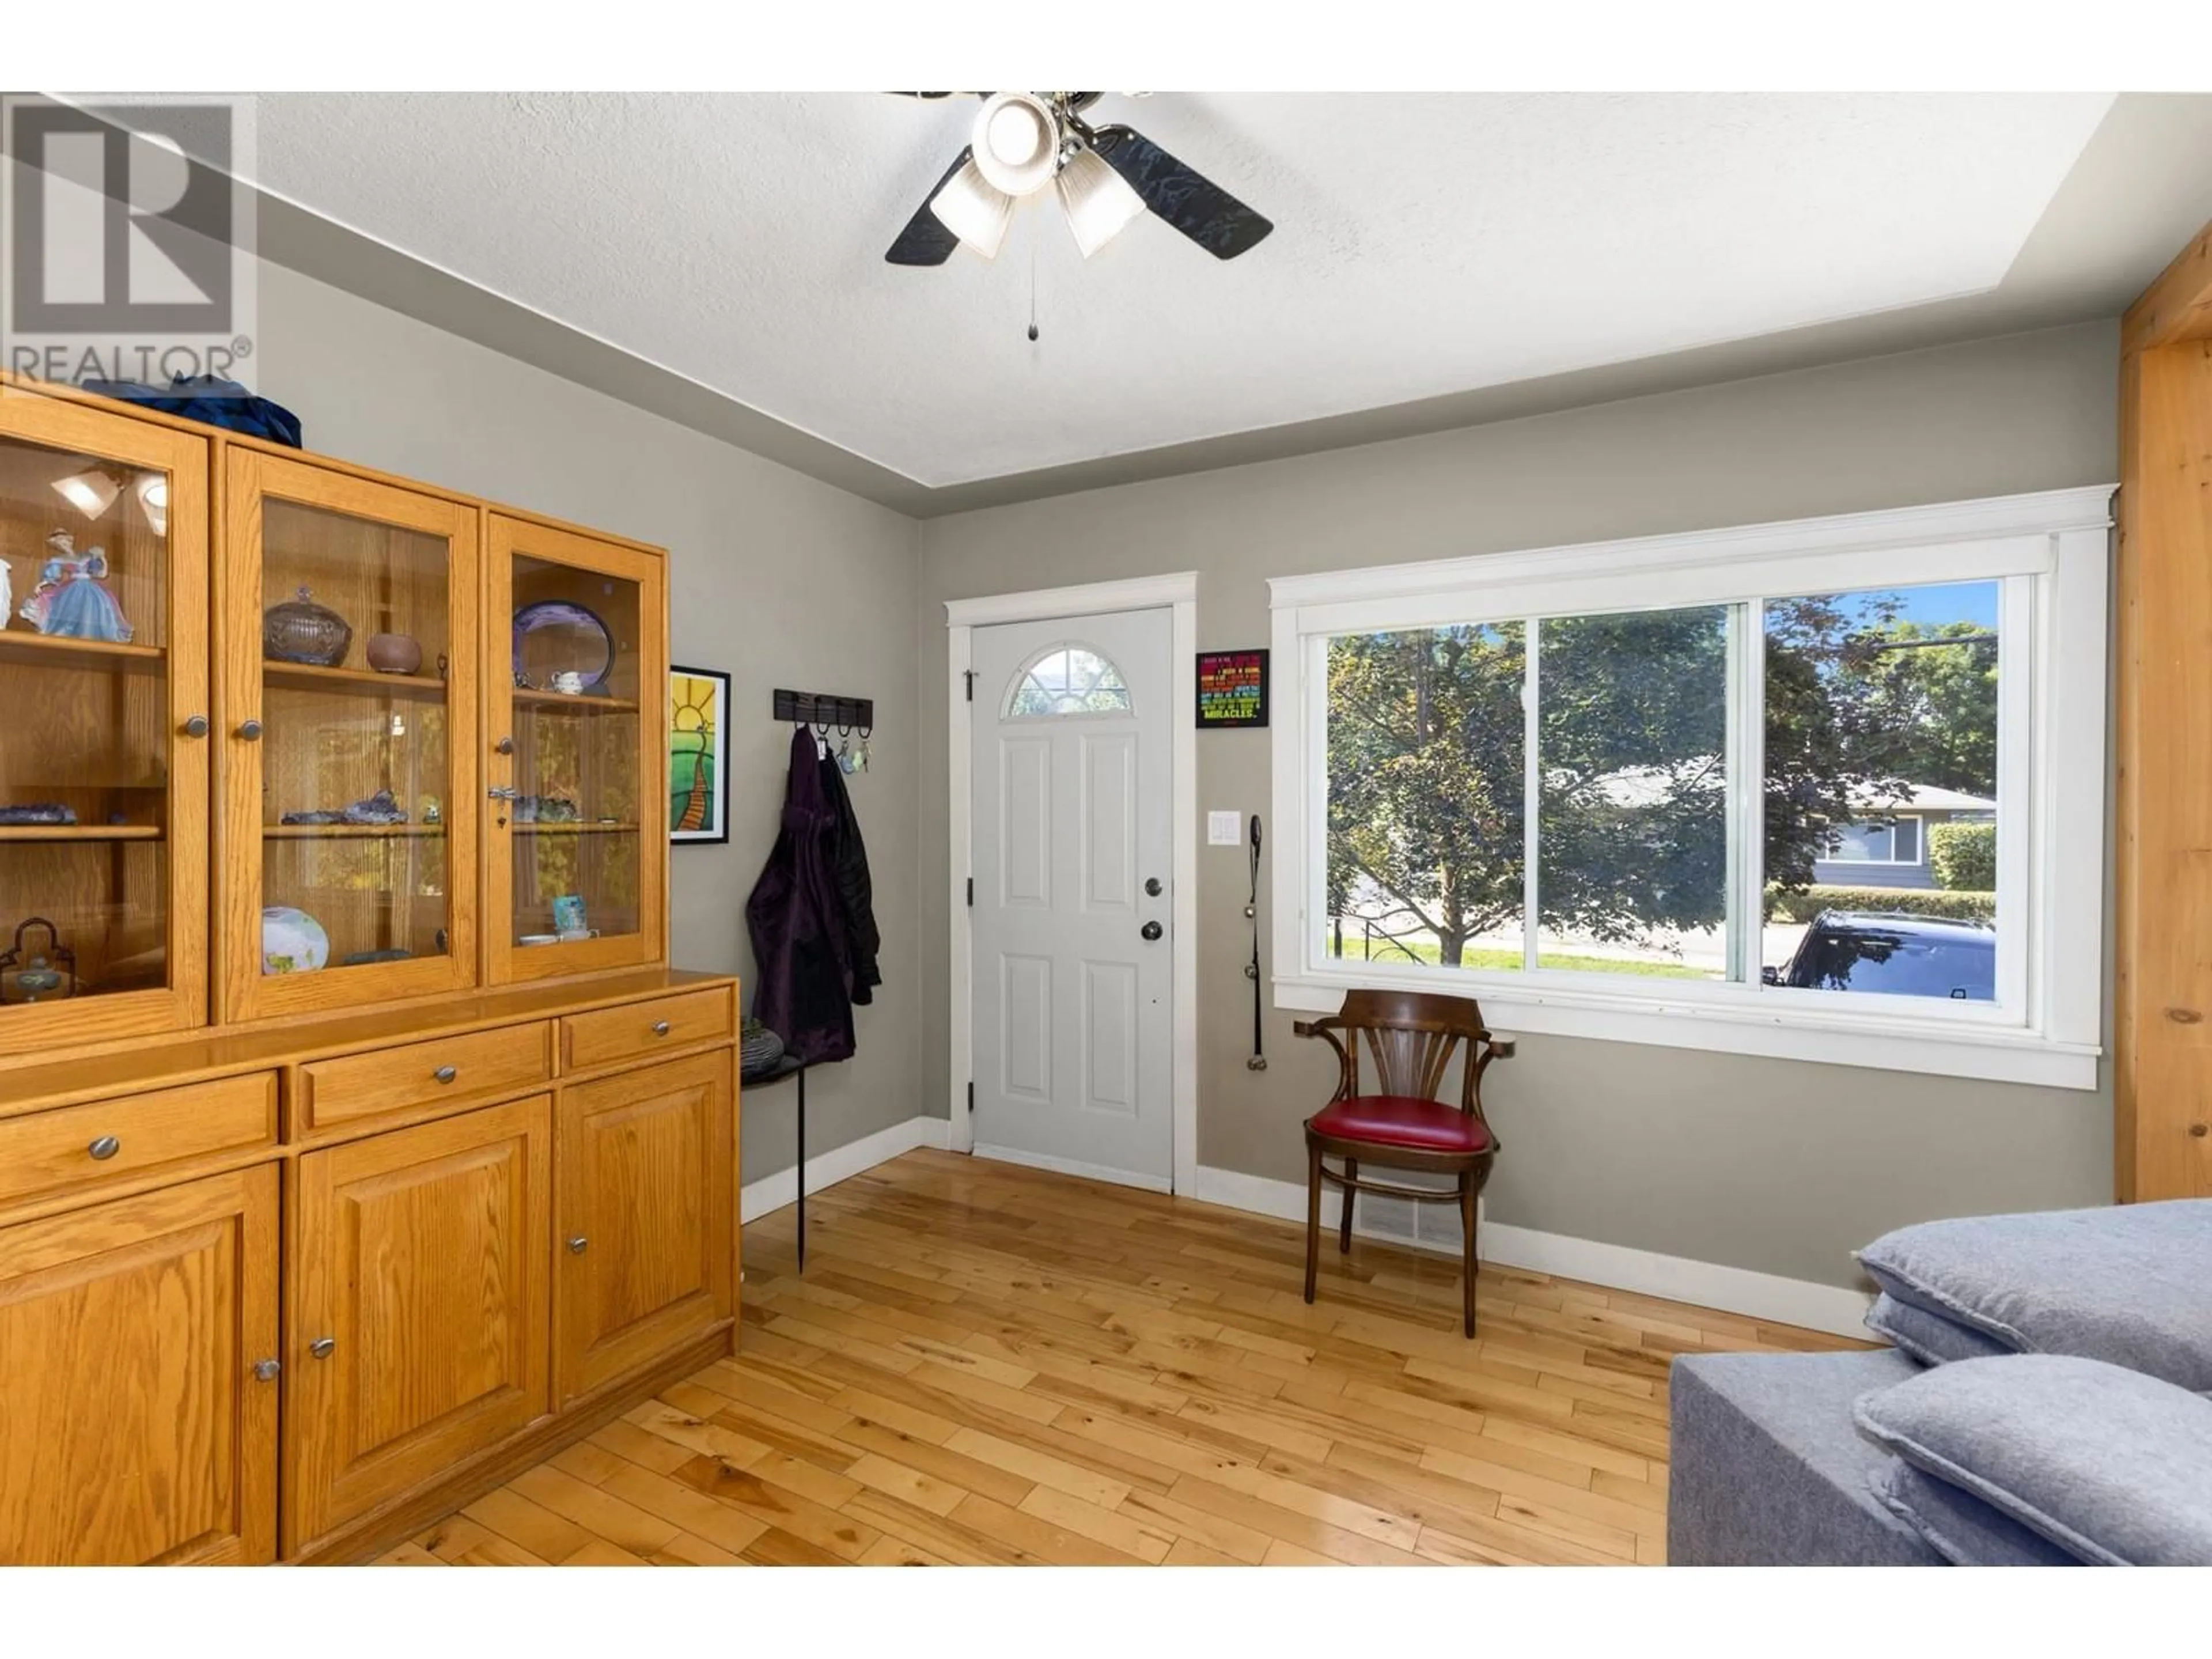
[946,573,1199,1196]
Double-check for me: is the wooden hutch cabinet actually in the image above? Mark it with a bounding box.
[0,374,738,1565]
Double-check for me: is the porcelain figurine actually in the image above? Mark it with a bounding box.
[20,531,134,643]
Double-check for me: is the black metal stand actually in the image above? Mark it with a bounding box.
[742,1056,809,1270]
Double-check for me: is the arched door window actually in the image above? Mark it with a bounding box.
[1005,643,1133,717]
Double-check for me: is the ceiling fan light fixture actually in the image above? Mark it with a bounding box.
[929,158,1015,260]
[52,468,122,519]
[970,92,1059,197]
[1055,145,1146,258]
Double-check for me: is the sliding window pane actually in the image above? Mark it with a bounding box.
[1323,625,1525,971]
[1760,582,1999,1001]
[1535,605,1730,980]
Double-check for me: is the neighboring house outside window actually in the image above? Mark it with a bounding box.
[1816,785,1996,891]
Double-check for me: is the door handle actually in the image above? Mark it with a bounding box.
[567,1236,589,1255]
[253,1358,281,1382]
[1141,921,1164,942]
[309,1336,336,1359]
[236,718,264,741]
[1144,877,1163,897]
[181,714,210,738]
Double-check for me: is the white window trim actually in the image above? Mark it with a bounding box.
[1267,486,2112,1092]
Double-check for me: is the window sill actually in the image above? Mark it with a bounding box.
[1272,970,2100,1091]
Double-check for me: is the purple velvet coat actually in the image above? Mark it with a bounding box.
[745,728,855,1063]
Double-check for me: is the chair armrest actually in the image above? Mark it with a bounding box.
[1488,1037,1516,1061]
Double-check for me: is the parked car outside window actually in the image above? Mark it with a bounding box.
[1763,910,1995,1001]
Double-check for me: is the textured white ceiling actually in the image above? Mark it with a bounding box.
[239,92,2112,488]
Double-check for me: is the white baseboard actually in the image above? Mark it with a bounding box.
[974,1143,1172,1194]
[740,1113,950,1224]
[1190,1164,1873,1340]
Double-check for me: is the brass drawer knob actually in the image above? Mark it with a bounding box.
[653,1021,672,1037]
[88,1134,121,1161]
[433,1065,459,1084]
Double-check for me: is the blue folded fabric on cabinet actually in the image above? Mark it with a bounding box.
[78,374,302,446]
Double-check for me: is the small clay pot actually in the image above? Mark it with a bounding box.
[365,632,423,675]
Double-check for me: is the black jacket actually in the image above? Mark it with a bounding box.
[745,728,855,1063]
[820,752,881,1005]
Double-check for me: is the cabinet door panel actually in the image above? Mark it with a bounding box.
[221,449,479,1022]
[0,1165,278,1565]
[0,387,209,1056]
[289,1097,549,1550]
[485,515,667,984]
[556,1051,731,1404]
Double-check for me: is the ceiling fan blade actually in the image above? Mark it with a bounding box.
[885,147,972,266]
[1091,125,1273,260]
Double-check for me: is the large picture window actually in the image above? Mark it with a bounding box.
[1272,489,2111,1088]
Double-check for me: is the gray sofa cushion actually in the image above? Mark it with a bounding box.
[1853,1354,2212,1566]
[1856,1199,2212,1392]
[1669,1347,1941,1566]
[1870,1461,2078,1567]
[1865,1291,2010,1368]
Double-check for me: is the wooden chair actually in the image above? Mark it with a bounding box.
[1294,989,1513,1336]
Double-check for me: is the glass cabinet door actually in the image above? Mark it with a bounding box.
[0,388,209,1051]
[221,450,479,1020]
[486,514,665,983]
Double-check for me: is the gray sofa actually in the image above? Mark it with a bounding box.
[1668,1200,2212,1566]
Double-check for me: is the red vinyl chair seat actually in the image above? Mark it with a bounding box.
[1308,1094,1494,1154]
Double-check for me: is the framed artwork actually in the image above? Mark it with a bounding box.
[1196,648,1270,729]
[669,665,730,843]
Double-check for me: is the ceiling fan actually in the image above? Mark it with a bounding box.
[885,92,1273,266]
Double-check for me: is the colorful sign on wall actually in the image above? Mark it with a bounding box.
[1196,649,1269,729]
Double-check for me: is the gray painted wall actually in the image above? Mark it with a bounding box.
[250,262,923,1184]
[915,322,2119,1290]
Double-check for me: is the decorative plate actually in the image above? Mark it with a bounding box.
[262,906,330,975]
[512,600,615,692]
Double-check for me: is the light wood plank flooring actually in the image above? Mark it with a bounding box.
[378,1148,1859,1567]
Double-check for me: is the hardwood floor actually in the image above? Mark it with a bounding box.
[377,1148,1859,1567]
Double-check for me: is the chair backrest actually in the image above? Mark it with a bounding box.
[1335,987,1491,1107]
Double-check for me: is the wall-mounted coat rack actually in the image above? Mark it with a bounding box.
[773,688,873,732]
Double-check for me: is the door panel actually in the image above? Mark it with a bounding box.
[288,1098,549,1550]
[971,612,1173,1187]
[484,516,668,984]
[0,1166,278,1565]
[0,388,210,1056]
[555,1051,732,1405]
[220,449,480,1021]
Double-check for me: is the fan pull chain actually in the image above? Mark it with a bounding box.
[1027,232,1040,343]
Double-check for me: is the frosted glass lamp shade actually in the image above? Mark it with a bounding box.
[971,92,1059,198]
[929,158,1016,260]
[1056,147,1146,258]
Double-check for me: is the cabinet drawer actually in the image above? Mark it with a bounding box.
[0,1074,276,1212]
[562,988,733,1071]
[301,1022,552,1131]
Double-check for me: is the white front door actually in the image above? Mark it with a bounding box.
[970,609,1175,1190]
